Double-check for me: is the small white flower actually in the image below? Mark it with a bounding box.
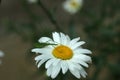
[63,0,83,14]
[0,50,4,64]
[27,0,38,3]
[32,32,92,79]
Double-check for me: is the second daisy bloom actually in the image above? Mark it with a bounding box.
[63,0,83,14]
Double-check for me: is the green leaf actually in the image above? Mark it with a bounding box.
[35,43,57,48]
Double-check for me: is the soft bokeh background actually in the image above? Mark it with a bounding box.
[0,0,120,80]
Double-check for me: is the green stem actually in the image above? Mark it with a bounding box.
[68,16,75,38]
[37,0,62,32]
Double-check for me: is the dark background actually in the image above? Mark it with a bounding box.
[0,0,120,80]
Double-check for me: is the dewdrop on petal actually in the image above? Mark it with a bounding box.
[32,32,92,79]
[63,0,83,14]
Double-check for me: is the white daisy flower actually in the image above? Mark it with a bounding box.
[63,0,83,14]
[32,32,92,79]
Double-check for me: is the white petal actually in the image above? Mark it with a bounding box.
[80,69,87,78]
[36,54,52,68]
[60,32,68,45]
[68,61,84,78]
[38,37,53,43]
[71,61,83,70]
[52,32,61,43]
[78,61,88,67]
[45,59,55,68]
[69,68,81,78]
[53,59,60,66]
[69,37,80,46]
[78,54,92,63]
[68,61,75,71]
[35,55,44,61]
[74,48,92,54]
[51,64,61,79]
[46,65,53,76]
[61,61,69,74]
[37,59,47,68]
[71,58,89,67]
[68,61,81,70]
[71,41,85,50]
[66,35,71,44]
[31,48,41,53]
[31,48,52,54]
[35,54,51,61]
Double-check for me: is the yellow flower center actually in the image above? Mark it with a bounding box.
[52,45,73,60]
[71,1,79,8]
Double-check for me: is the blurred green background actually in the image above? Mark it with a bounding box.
[0,0,120,80]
